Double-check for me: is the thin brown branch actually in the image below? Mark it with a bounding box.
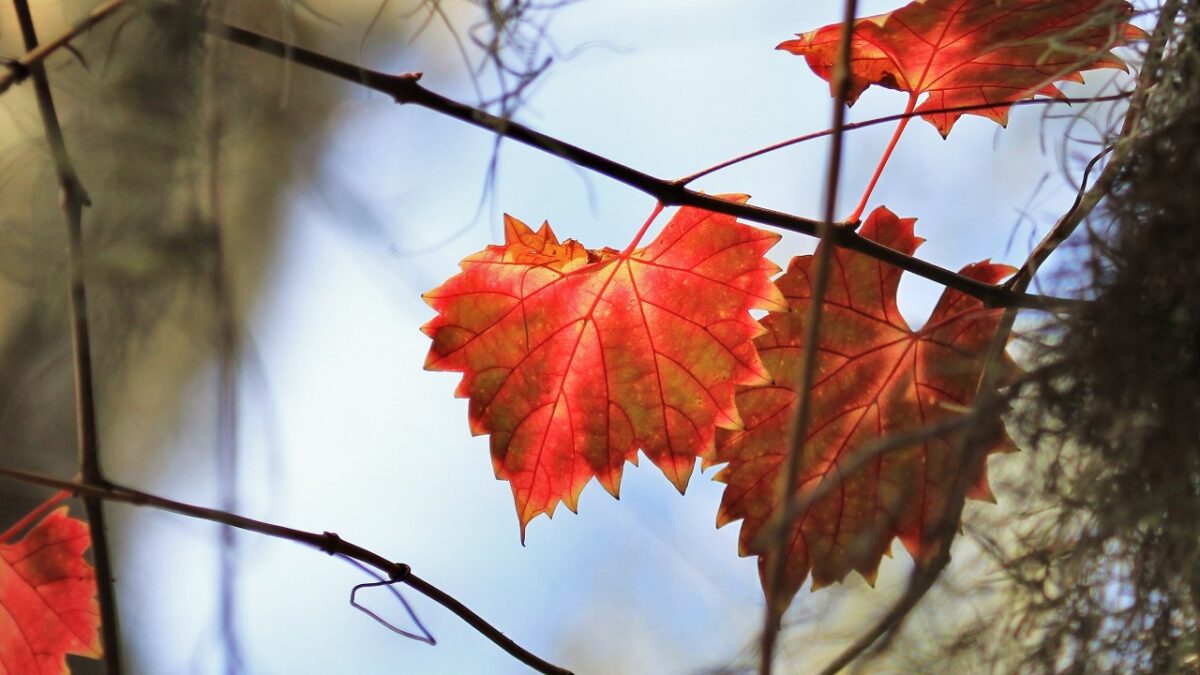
[674,93,1131,187]
[205,18,1076,313]
[0,0,127,95]
[758,3,858,674]
[0,466,574,675]
[10,0,121,671]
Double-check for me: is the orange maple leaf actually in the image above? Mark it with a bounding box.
[423,198,785,537]
[711,207,1016,605]
[0,496,101,675]
[780,0,1146,136]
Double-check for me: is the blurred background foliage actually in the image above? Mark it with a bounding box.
[0,2,392,671]
[0,0,341,504]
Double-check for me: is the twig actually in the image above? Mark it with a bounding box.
[815,6,1185,671]
[0,6,1091,312]
[758,3,858,673]
[0,466,574,675]
[10,0,121,671]
[0,0,127,95]
[674,92,1131,186]
[205,18,1075,313]
[343,556,436,645]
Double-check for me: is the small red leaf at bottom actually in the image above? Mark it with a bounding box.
[0,506,101,675]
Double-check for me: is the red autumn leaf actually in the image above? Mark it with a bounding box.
[423,198,786,537]
[711,207,1017,604]
[0,500,101,675]
[780,0,1146,136]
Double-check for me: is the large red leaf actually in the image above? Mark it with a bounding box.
[711,207,1016,605]
[0,504,101,674]
[780,0,1145,136]
[424,198,786,537]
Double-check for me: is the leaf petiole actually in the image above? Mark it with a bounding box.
[620,201,666,255]
[847,92,918,223]
[0,490,71,544]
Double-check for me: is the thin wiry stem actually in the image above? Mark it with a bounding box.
[10,1,121,671]
[674,92,1131,187]
[205,17,1076,313]
[0,466,574,675]
[758,3,858,674]
[1008,0,1183,290]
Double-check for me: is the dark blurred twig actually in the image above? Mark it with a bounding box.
[10,0,122,671]
[758,2,858,673]
[201,37,244,673]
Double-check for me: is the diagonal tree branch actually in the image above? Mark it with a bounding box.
[0,465,574,675]
[205,18,1075,313]
[0,3,1087,313]
[10,0,122,671]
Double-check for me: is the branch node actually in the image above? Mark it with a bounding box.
[390,562,412,583]
[321,531,342,555]
[387,72,423,103]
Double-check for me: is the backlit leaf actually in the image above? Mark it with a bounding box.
[712,207,1017,607]
[0,503,101,675]
[424,198,785,537]
[780,0,1146,136]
